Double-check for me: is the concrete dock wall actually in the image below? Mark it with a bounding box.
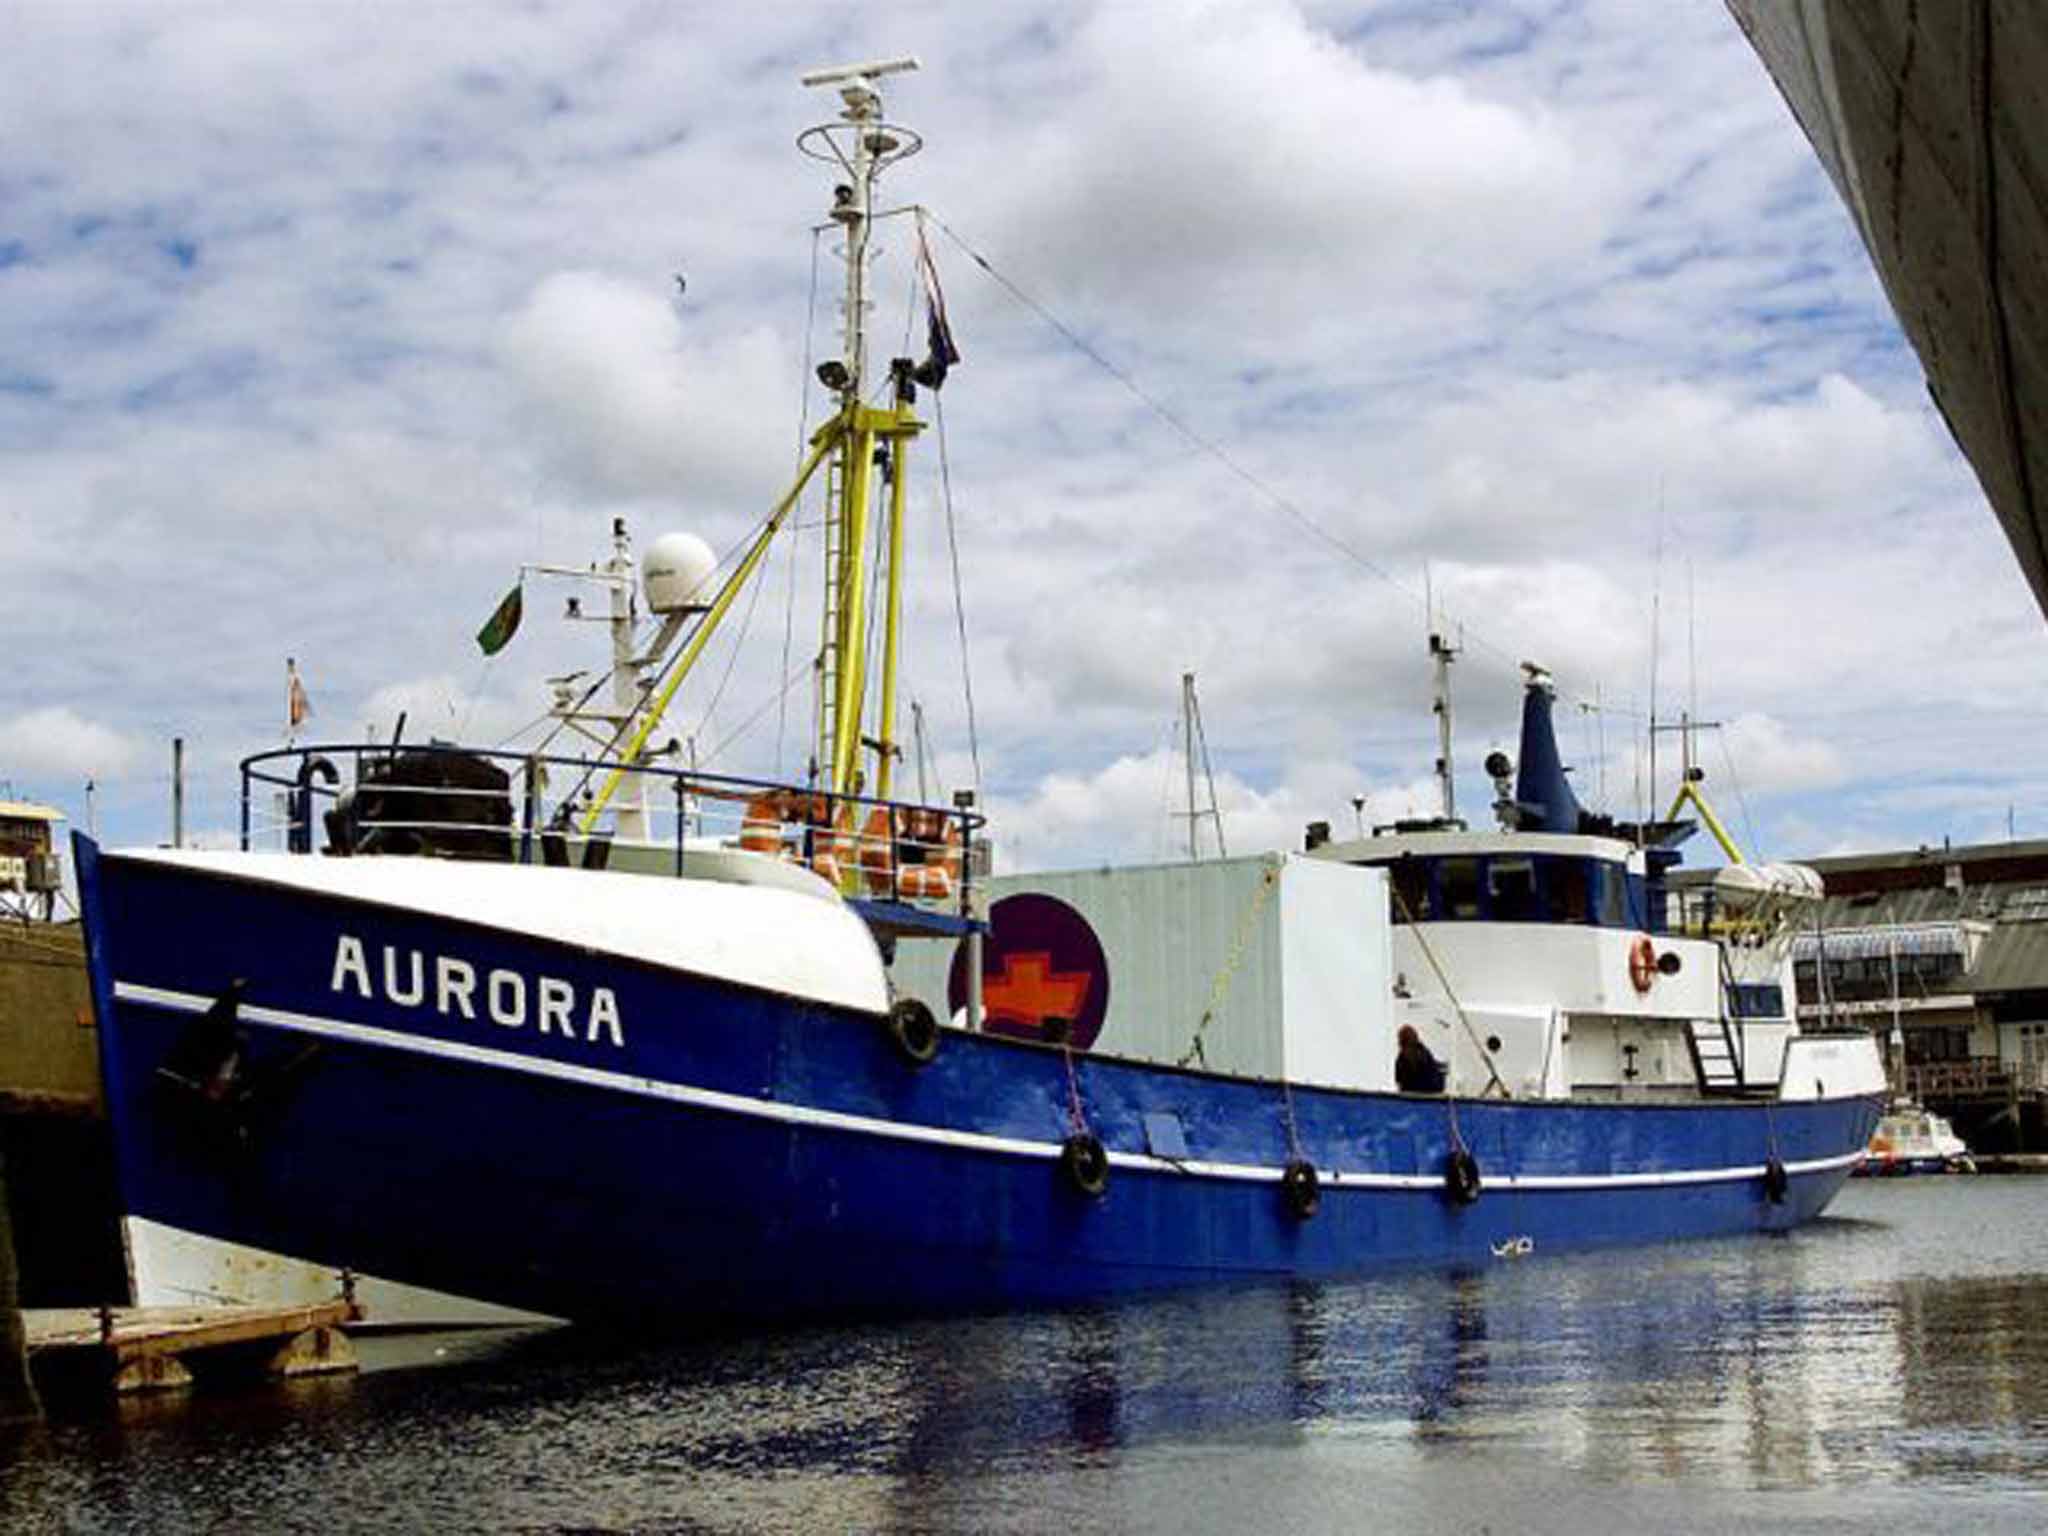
[0,922,100,1114]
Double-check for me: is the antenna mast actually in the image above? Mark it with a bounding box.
[1430,628,1459,825]
[576,60,929,832]
[1174,672,1227,861]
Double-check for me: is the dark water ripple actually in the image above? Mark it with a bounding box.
[6,1178,2048,1533]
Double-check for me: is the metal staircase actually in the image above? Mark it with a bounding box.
[1684,1016,1748,1095]
[1684,947,1758,1095]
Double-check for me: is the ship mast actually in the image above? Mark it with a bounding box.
[799,57,925,800]
[578,61,927,831]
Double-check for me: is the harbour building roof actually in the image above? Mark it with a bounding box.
[1779,839,2048,1003]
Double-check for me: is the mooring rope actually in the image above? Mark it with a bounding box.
[1281,1076,1305,1164]
[1179,860,1282,1069]
[1386,878,1510,1099]
[1062,1043,1089,1136]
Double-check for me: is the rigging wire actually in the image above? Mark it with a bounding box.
[920,210,1539,689]
[1715,729,1764,863]
[696,528,775,747]
[694,656,817,768]
[932,385,982,791]
[456,651,494,741]
[492,704,561,749]
[1190,679,1227,858]
[1152,707,1181,864]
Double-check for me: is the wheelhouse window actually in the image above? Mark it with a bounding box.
[1365,851,1646,928]
[1545,856,1592,924]
[1488,857,1539,921]
[1438,857,1482,919]
[1388,859,1430,923]
[1594,864,1631,927]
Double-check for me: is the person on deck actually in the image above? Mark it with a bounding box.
[1395,1024,1446,1094]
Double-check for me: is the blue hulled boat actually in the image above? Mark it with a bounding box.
[75,61,1884,1329]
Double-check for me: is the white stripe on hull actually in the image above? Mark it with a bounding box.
[116,981,1871,1192]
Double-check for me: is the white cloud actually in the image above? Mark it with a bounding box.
[496,271,790,507]
[0,707,144,782]
[986,744,1445,873]
[987,0,1604,326]
[1719,713,1847,796]
[1,0,2041,867]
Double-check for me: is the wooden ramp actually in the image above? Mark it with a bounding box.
[25,1301,358,1396]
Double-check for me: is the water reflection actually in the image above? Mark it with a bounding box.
[5,1182,2048,1531]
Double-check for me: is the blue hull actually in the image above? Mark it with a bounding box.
[77,840,1883,1327]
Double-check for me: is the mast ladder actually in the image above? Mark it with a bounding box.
[817,439,848,783]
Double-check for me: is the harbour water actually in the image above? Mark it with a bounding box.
[4,1177,2046,1533]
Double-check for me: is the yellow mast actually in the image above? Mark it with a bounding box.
[825,398,922,797]
[874,404,912,801]
[828,415,876,793]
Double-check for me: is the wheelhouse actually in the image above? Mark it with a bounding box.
[1322,831,1672,934]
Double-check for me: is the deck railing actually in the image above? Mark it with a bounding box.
[239,742,984,923]
[1903,1057,2048,1101]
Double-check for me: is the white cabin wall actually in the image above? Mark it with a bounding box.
[1277,858,1393,1092]
[1564,1014,1697,1091]
[1778,1034,1888,1099]
[1734,1021,1795,1086]
[1393,925,1721,1021]
[1450,1005,1566,1099]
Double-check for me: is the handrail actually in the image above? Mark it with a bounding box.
[236,742,985,921]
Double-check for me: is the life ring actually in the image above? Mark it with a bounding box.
[1444,1147,1483,1205]
[885,997,940,1067]
[739,792,786,855]
[897,810,963,903]
[1628,935,1657,993]
[804,797,856,888]
[1060,1132,1110,1197]
[858,805,897,896]
[1762,1155,1789,1205]
[1281,1158,1320,1220]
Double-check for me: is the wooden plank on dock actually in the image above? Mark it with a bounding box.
[25,1302,359,1395]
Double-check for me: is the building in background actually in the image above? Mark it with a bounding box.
[1786,839,2048,1152]
[0,804,125,1306]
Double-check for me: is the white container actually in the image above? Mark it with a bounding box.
[889,852,1395,1092]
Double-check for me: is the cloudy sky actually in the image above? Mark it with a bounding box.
[3,0,2043,874]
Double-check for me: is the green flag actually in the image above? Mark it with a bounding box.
[476,583,523,656]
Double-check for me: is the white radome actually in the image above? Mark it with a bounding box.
[642,531,718,614]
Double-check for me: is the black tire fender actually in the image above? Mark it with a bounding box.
[1282,1158,1320,1220]
[1444,1147,1483,1205]
[1060,1132,1110,1198]
[1762,1155,1789,1205]
[885,997,940,1067]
